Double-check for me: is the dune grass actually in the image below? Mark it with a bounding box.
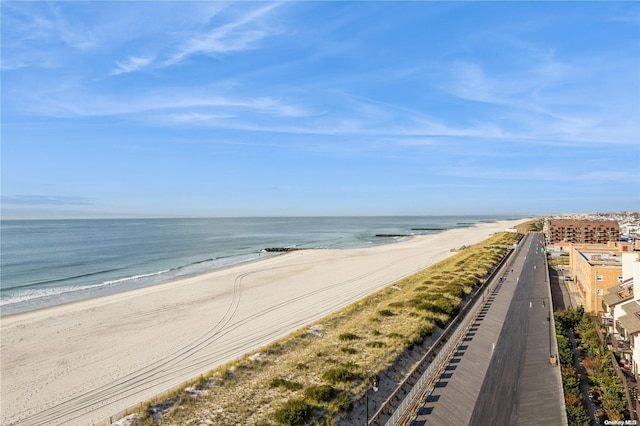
[515,218,543,234]
[131,231,521,425]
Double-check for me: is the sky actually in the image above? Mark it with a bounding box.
[1,1,639,219]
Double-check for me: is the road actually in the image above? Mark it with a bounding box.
[410,233,566,425]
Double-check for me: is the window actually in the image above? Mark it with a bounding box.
[597,289,603,296]
[596,274,603,282]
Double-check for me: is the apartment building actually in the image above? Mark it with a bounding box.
[547,219,620,244]
[602,253,640,384]
[569,242,630,314]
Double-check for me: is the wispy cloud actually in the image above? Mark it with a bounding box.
[438,51,638,146]
[2,195,94,206]
[20,84,318,123]
[111,55,155,75]
[164,3,281,66]
[439,166,631,184]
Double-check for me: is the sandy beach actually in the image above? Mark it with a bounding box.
[0,219,527,425]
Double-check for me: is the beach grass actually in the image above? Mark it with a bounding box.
[130,231,521,425]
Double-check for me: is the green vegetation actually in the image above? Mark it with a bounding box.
[338,332,360,341]
[274,399,312,426]
[548,254,570,267]
[515,218,544,233]
[270,378,304,391]
[304,385,335,403]
[322,366,358,384]
[329,394,353,413]
[131,231,522,425]
[555,306,628,425]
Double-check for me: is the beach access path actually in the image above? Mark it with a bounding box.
[1,219,527,426]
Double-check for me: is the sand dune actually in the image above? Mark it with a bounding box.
[0,219,527,425]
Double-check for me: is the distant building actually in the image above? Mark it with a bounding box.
[568,242,631,314]
[547,219,620,244]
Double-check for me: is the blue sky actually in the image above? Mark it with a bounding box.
[2,1,639,218]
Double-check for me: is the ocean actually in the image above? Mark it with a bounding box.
[0,216,519,315]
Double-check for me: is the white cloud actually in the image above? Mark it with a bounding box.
[439,166,631,184]
[168,112,236,123]
[111,55,155,75]
[21,85,316,122]
[165,3,281,66]
[2,194,94,206]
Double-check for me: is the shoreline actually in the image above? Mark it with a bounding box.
[0,232,419,319]
[0,250,281,318]
[0,220,455,317]
[0,223,466,318]
[0,218,530,426]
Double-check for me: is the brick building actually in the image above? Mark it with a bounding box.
[568,242,633,313]
[547,219,620,244]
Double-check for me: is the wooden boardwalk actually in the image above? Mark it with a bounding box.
[410,233,567,426]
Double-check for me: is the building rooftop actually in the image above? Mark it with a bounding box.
[582,252,622,263]
[603,282,634,307]
[618,301,640,335]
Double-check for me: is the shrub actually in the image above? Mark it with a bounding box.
[431,315,448,328]
[562,371,582,398]
[417,323,434,339]
[556,334,573,366]
[564,393,582,407]
[446,286,464,299]
[342,361,359,370]
[338,333,360,341]
[330,394,354,413]
[274,399,312,426]
[322,367,356,384]
[378,309,395,317]
[304,385,335,403]
[565,403,590,426]
[432,299,459,315]
[366,341,386,348]
[410,334,425,347]
[341,347,357,355]
[270,378,303,391]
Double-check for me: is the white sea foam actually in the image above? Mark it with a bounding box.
[0,283,110,306]
[0,255,269,310]
[1,270,170,307]
[102,270,171,286]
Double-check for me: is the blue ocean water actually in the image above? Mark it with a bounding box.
[0,216,518,315]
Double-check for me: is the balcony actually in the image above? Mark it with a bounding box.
[612,335,633,354]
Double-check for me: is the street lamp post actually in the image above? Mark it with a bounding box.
[543,297,552,359]
[365,375,379,426]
